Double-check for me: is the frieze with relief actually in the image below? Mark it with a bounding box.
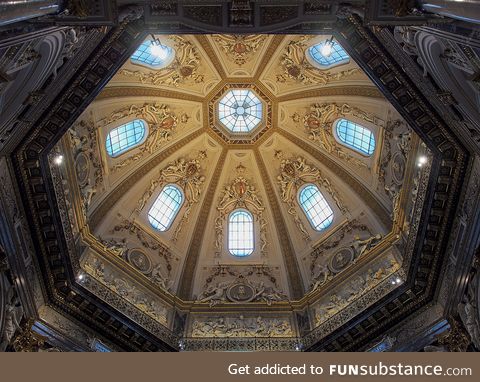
[119,36,205,87]
[276,36,360,85]
[191,316,293,338]
[214,164,268,258]
[196,266,287,307]
[98,103,189,172]
[135,150,207,242]
[313,257,401,327]
[83,255,169,326]
[274,150,348,241]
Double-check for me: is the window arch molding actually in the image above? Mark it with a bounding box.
[306,40,350,70]
[105,119,148,158]
[332,118,376,157]
[147,184,184,232]
[130,39,175,70]
[227,209,255,257]
[297,183,334,232]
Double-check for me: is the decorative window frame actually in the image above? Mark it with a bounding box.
[104,118,149,158]
[130,39,175,70]
[297,183,335,232]
[332,117,377,157]
[227,208,255,257]
[305,40,350,70]
[146,183,185,232]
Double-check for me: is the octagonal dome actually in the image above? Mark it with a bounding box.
[218,89,263,133]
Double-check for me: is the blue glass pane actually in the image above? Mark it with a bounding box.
[336,118,375,156]
[218,89,262,133]
[308,40,349,68]
[228,210,254,256]
[299,185,334,231]
[131,40,174,68]
[148,185,183,231]
[105,119,146,157]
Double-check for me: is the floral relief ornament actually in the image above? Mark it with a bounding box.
[274,150,348,241]
[136,150,207,241]
[120,36,204,86]
[276,36,360,85]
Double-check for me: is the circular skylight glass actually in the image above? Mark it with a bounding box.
[218,89,263,133]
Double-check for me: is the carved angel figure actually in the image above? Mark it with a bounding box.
[0,288,23,351]
[351,234,382,259]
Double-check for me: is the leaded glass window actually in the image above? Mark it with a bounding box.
[148,185,183,231]
[131,40,174,68]
[308,40,349,68]
[228,210,254,257]
[299,184,334,231]
[218,89,262,133]
[105,119,146,157]
[335,118,375,156]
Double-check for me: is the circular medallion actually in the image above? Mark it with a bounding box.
[306,116,320,130]
[226,283,255,303]
[127,249,152,274]
[75,152,90,187]
[328,247,354,273]
[161,116,176,130]
[392,152,406,185]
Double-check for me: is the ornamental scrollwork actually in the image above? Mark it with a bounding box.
[135,151,207,242]
[69,119,104,212]
[214,164,268,257]
[276,36,360,85]
[299,102,385,169]
[98,102,189,172]
[274,150,348,241]
[196,266,287,307]
[213,34,266,65]
[120,36,204,86]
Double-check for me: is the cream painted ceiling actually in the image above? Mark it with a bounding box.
[52,34,424,332]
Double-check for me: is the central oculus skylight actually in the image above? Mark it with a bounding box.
[218,89,263,133]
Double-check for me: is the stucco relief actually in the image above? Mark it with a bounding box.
[69,119,104,213]
[212,34,267,66]
[214,164,268,258]
[191,315,293,338]
[307,218,385,291]
[135,150,207,242]
[274,150,348,241]
[196,266,287,306]
[313,257,401,327]
[276,36,360,85]
[110,218,176,292]
[83,255,169,326]
[98,102,189,172]
[295,102,385,170]
[120,36,205,87]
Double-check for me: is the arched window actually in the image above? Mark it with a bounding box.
[299,185,334,231]
[148,185,183,231]
[228,210,254,257]
[308,40,349,68]
[105,119,146,157]
[131,40,174,68]
[335,118,376,156]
